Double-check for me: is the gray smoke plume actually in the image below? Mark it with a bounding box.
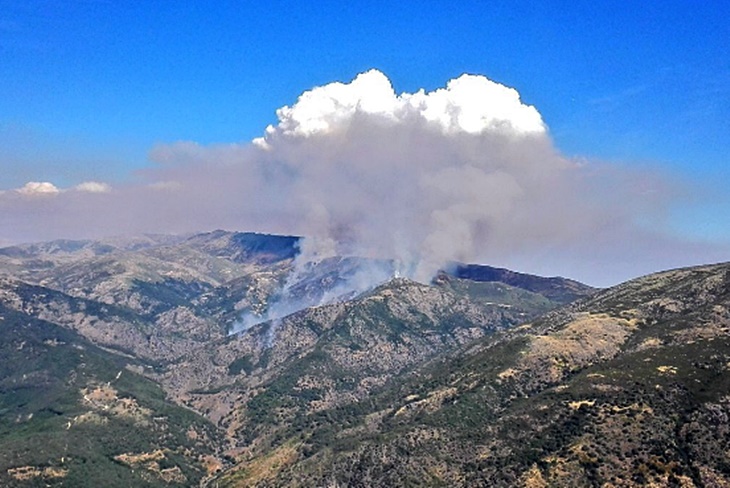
[229,237,397,338]
[1,70,726,288]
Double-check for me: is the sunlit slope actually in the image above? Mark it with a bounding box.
[216,262,730,487]
[0,280,221,487]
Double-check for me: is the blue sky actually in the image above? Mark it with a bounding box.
[2,1,728,176]
[0,1,729,282]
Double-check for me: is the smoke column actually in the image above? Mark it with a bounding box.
[229,237,397,337]
[2,69,698,288]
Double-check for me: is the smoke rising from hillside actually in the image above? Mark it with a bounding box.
[240,70,573,282]
[230,251,396,338]
[0,70,723,286]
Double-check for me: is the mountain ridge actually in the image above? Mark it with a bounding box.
[3,231,727,486]
[215,261,730,486]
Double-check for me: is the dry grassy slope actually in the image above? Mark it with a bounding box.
[215,262,730,488]
[160,278,552,447]
[0,231,602,486]
[0,284,221,488]
[0,233,280,315]
[0,232,302,366]
[0,231,582,369]
[0,276,226,364]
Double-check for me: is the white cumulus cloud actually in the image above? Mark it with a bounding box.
[255,69,545,149]
[16,181,61,196]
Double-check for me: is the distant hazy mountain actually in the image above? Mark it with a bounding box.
[448,263,596,304]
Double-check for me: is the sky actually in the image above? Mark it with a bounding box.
[0,0,728,286]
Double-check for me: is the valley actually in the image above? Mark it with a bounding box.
[0,231,727,487]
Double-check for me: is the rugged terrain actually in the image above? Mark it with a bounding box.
[0,277,222,487]
[0,231,590,486]
[213,262,730,487]
[2,230,728,486]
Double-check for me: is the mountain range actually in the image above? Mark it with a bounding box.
[0,230,727,487]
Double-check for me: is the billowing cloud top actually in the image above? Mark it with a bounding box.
[254,70,545,148]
